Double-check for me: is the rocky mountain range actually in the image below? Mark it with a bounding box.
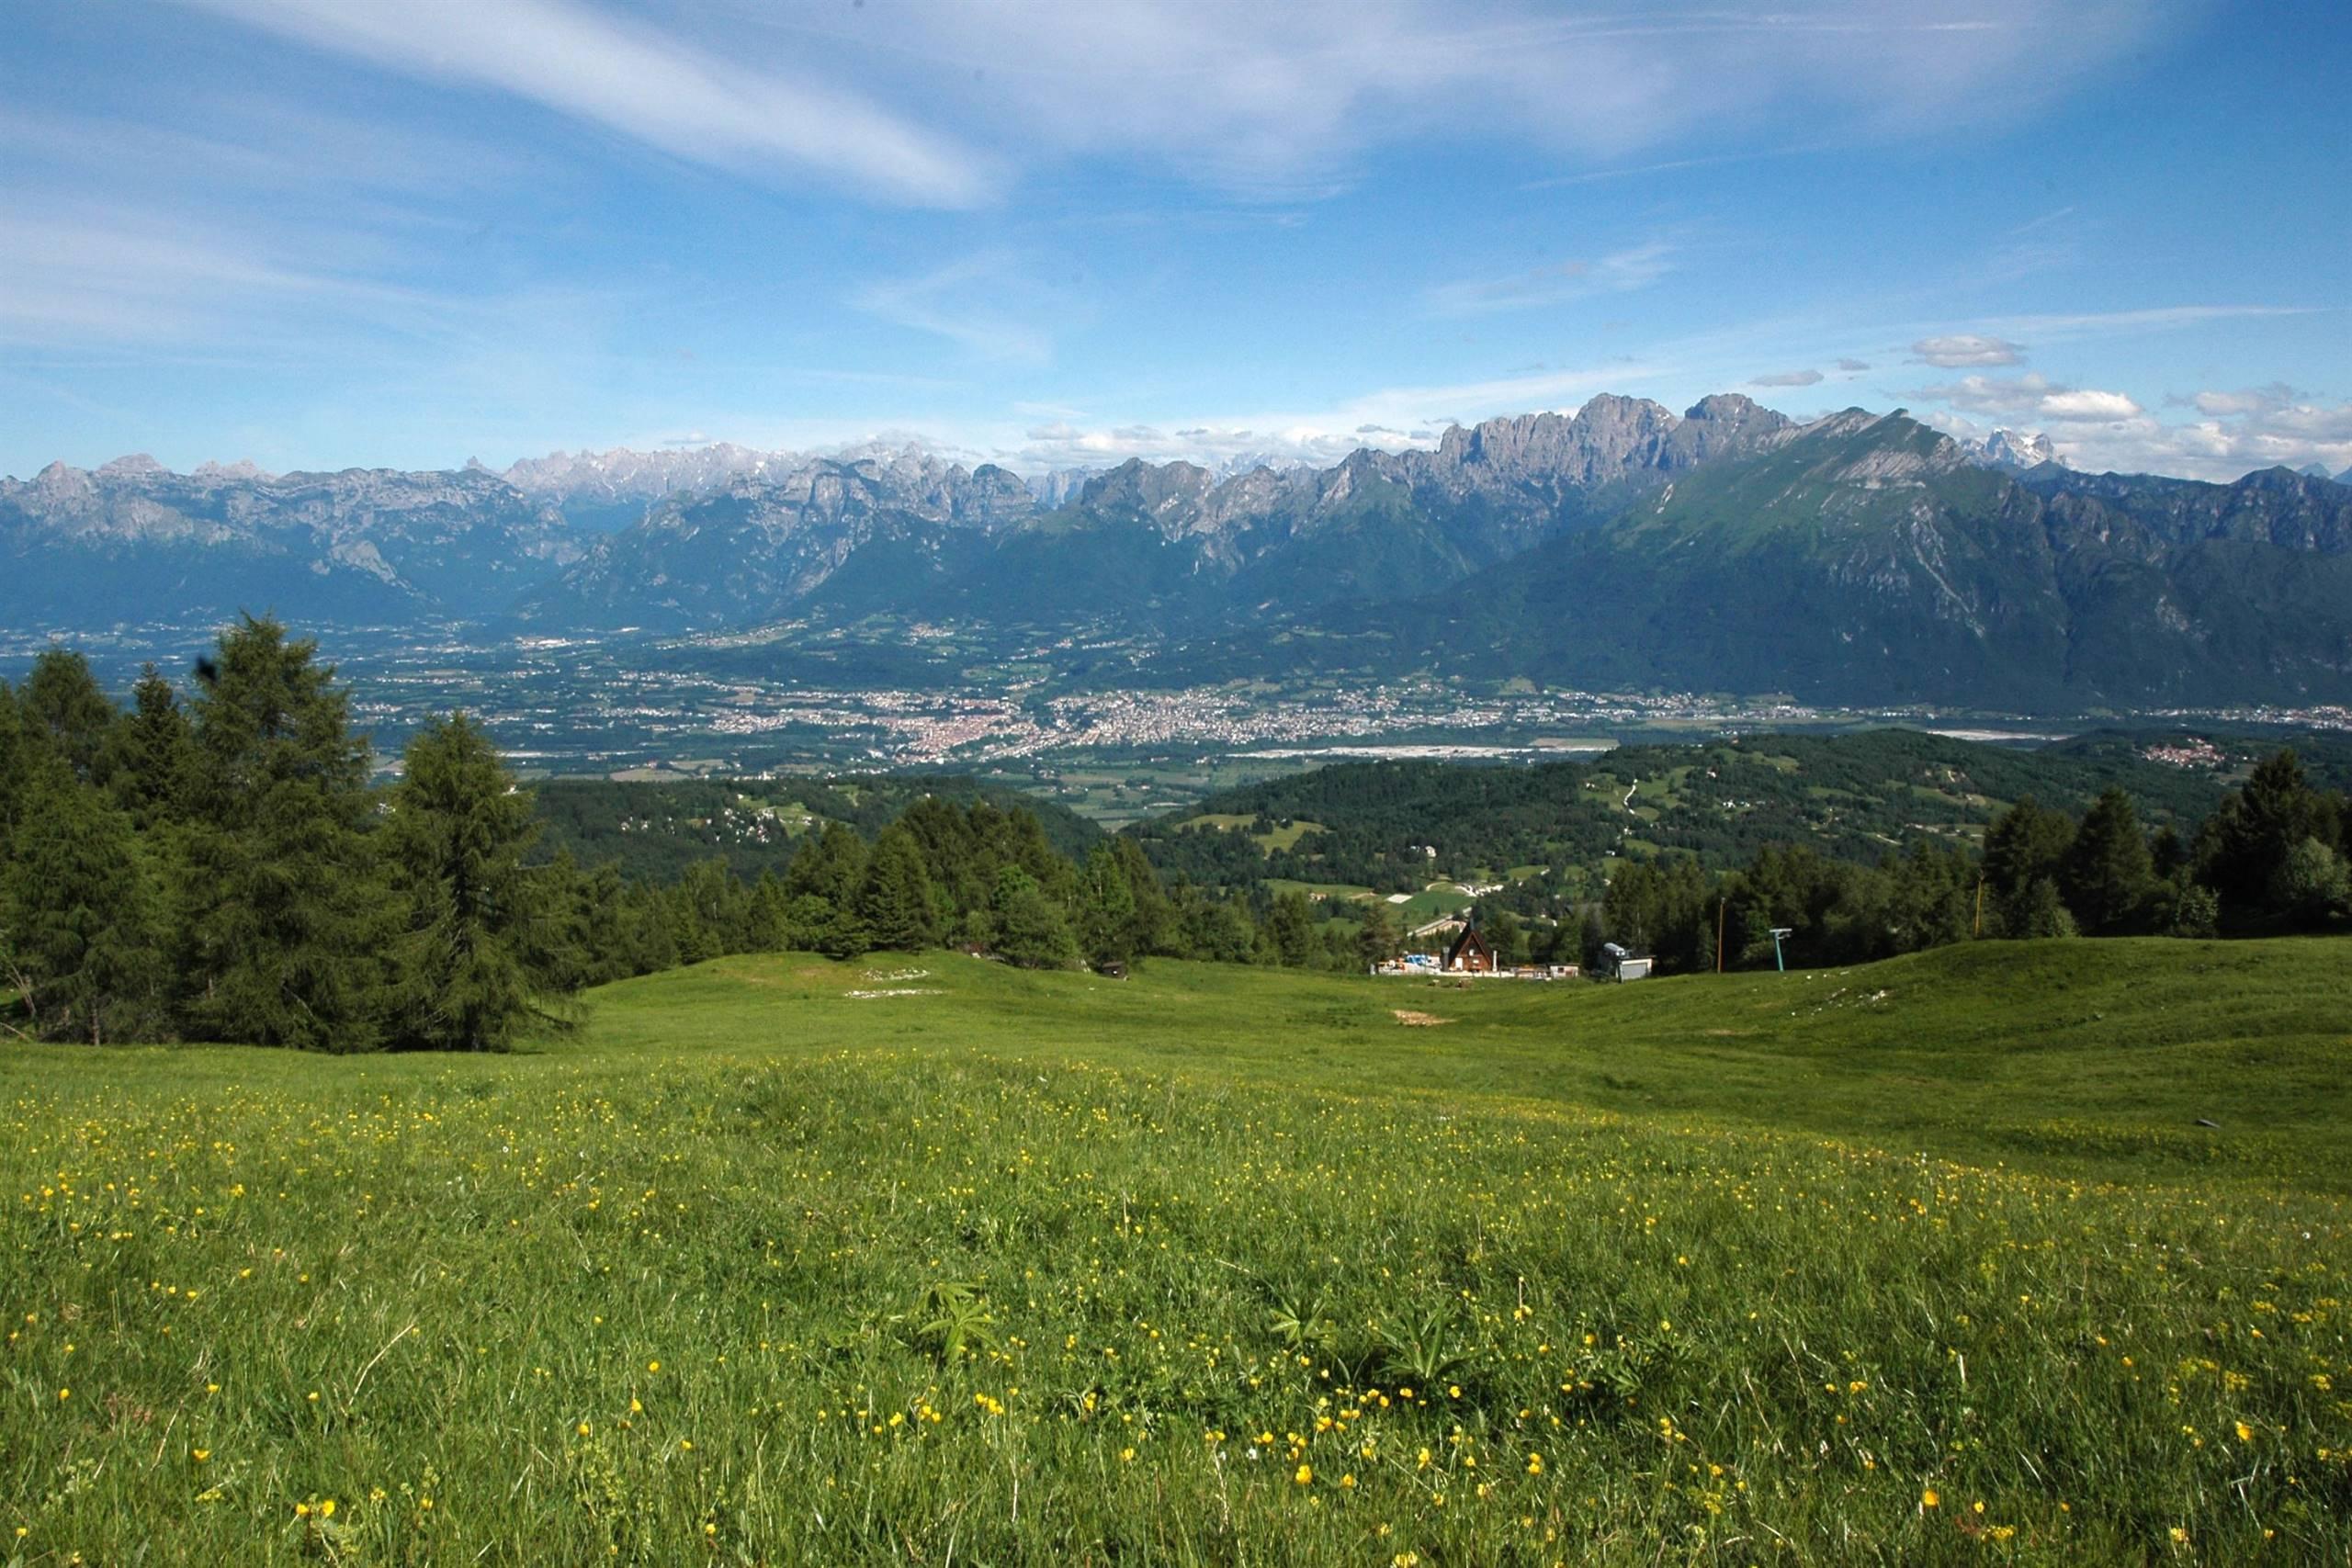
[1226,411,2352,707]
[0,454,582,627]
[7,397,2349,710]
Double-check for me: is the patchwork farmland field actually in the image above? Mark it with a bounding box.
[5,940,2349,1563]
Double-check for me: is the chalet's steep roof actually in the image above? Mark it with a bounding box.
[1444,923,1491,968]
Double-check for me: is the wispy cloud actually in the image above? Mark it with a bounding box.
[1750,368,1824,388]
[1911,333,2027,368]
[0,203,463,347]
[173,0,996,206]
[1983,305,2318,338]
[851,254,1058,364]
[1429,241,1676,316]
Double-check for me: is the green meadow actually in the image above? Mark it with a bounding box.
[5,940,2349,1563]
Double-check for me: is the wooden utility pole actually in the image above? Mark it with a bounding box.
[1974,875,1985,938]
[1715,897,1725,973]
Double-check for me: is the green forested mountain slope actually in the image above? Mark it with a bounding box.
[530,774,1103,883]
[1128,726,2352,895]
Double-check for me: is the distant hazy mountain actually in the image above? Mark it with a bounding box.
[0,456,582,626]
[500,443,808,530]
[514,448,1035,629]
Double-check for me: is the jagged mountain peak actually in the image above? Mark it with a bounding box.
[94,453,169,479]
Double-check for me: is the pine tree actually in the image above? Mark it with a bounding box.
[672,861,751,962]
[103,663,195,827]
[1983,796,2076,937]
[176,616,393,1051]
[991,866,1077,969]
[0,682,27,842]
[1485,908,1526,967]
[18,648,117,784]
[786,823,868,906]
[1108,838,1174,956]
[1356,900,1398,967]
[2,756,165,1043]
[1266,891,1315,967]
[858,825,939,952]
[2061,788,2155,934]
[382,713,548,1052]
[1077,843,1138,967]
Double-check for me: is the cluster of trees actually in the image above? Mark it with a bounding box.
[1589,762,2348,975]
[1979,758,2346,938]
[1128,731,2260,899]
[556,802,1187,977]
[0,619,548,1050]
[0,618,1270,1052]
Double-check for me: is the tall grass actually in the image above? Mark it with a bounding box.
[4,942,2348,1562]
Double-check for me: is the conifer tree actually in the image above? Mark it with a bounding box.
[991,865,1077,968]
[103,663,196,827]
[786,822,868,907]
[19,648,117,784]
[1266,890,1315,967]
[1077,843,1138,967]
[2,756,165,1043]
[1107,837,1174,956]
[858,824,939,952]
[0,682,26,842]
[176,616,393,1051]
[1357,899,1399,966]
[2061,788,2155,934]
[382,713,548,1052]
[1983,796,2076,937]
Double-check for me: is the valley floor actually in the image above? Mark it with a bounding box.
[4,940,2348,1562]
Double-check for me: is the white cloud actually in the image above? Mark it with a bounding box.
[166,1,2180,205]
[1750,368,1824,387]
[1911,333,2026,368]
[174,0,997,206]
[2187,383,2301,418]
[1428,241,1676,316]
[1913,372,2138,423]
[1922,377,2352,480]
[831,1,2173,197]
[2036,389,2143,421]
[1834,357,1871,372]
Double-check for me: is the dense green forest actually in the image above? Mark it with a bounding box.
[1130,728,2352,897]
[527,774,1102,885]
[5,622,2346,1051]
[1124,728,2351,975]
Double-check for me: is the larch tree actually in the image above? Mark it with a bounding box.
[858,824,940,953]
[383,712,548,1052]
[176,615,395,1051]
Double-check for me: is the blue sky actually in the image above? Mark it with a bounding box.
[3,0,2346,481]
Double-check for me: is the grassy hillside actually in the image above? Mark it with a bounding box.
[4,941,2348,1562]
